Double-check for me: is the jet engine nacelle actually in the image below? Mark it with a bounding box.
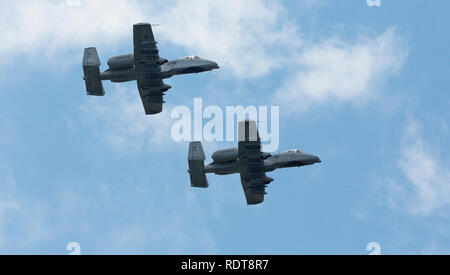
[108,54,167,70]
[212,148,238,163]
[108,54,134,70]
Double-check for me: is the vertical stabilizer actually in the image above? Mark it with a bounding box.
[83,47,105,96]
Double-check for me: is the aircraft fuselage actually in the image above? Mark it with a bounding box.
[204,150,321,176]
[99,55,219,83]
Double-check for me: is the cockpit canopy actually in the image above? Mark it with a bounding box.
[184,56,202,60]
[284,149,304,154]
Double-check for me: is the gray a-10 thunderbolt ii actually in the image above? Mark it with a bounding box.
[188,121,321,205]
[82,23,219,115]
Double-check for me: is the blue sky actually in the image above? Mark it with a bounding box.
[0,0,449,254]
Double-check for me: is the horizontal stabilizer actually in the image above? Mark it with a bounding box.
[83,47,105,96]
[188,142,208,188]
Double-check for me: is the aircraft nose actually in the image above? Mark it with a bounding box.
[211,61,219,69]
[206,60,219,70]
[314,156,322,163]
[305,154,321,164]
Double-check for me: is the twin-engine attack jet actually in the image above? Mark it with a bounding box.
[188,121,322,205]
[82,23,219,115]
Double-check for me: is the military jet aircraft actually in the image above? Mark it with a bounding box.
[188,121,321,205]
[82,23,219,115]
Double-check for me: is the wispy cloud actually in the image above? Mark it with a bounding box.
[0,123,51,249]
[0,167,20,232]
[53,180,218,254]
[80,85,176,156]
[0,0,407,97]
[0,173,218,253]
[386,119,450,216]
[0,0,300,78]
[0,118,216,252]
[154,0,301,78]
[0,1,410,156]
[0,0,146,64]
[275,28,407,112]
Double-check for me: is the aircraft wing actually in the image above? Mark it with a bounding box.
[133,23,165,115]
[137,78,165,115]
[238,121,270,205]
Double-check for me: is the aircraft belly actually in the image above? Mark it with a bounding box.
[282,161,307,168]
[178,67,206,74]
[263,159,279,172]
[163,66,206,76]
[111,77,136,83]
[102,68,137,82]
[214,166,239,175]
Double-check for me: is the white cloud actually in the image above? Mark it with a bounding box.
[275,28,407,112]
[0,0,300,78]
[0,121,52,249]
[155,0,301,78]
[80,85,176,155]
[0,0,409,159]
[387,120,450,216]
[0,0,146,63]
[0,0,406,93]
